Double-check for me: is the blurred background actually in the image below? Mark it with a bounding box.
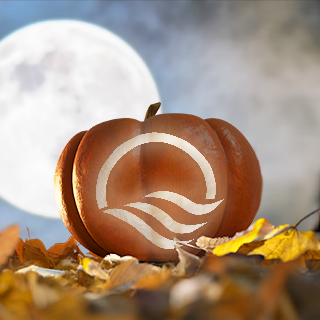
[0,1,320,249]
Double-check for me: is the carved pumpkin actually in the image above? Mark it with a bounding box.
[54,103,262,261]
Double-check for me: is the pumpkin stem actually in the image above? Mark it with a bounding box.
[144,102,161,121]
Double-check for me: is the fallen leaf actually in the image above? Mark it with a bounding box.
[0,224,20,269]
[101,253,136,270]
[134,265,170,290]
[47,236,77,258]
[304,249,320,271]
[106,259,158,292]
[212,218,275,256]
[2,211,320,319]
[172,246,201,277]
[14,238,25,263]
[247,229,320,262]
[15,236,82,270]
[22,240,52,268]
[76,268,108,293]
[0,269,33,319]
[196,236,230,252]
[48,237,80,269]
[212,215,320,264]
[81,258,109,281]
[170,273,222,308]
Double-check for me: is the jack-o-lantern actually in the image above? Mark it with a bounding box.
[54,103,262,261]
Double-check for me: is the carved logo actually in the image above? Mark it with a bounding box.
[96,132,223,249]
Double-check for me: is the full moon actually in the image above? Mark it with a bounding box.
[0,20,160,218]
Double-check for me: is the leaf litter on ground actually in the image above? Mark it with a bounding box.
[0,209,320,319]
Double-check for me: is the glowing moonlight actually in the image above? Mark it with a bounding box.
[0,20,160,218]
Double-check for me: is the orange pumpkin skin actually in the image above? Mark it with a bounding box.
[54,113,262,262]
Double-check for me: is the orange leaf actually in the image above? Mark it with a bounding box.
[15,238,25,263]
[47,237,77,257]
[0,224,20,268]
[26,239,48,256]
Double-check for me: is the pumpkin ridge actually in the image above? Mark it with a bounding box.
[54,130,108,257]
[205,118,262,237]
[207,125,229,234]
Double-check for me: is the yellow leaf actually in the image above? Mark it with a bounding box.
[248,229,320,262]
[262,223,291,240]
[213,219,274,256]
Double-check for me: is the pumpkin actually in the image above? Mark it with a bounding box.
[54,103,262,261]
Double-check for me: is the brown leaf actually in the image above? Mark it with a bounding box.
[236,238,266,255]
[47,237,79,269]
[134,265,170,290]
[0,224,20,268]
[47,237,77,258]
[15,236,82,270]
[196,235,231,252]
[22,241,52,268]
[172,246,201,277]
[27,239,48,256]
[76,268,107,293]
[106,259,157,292]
